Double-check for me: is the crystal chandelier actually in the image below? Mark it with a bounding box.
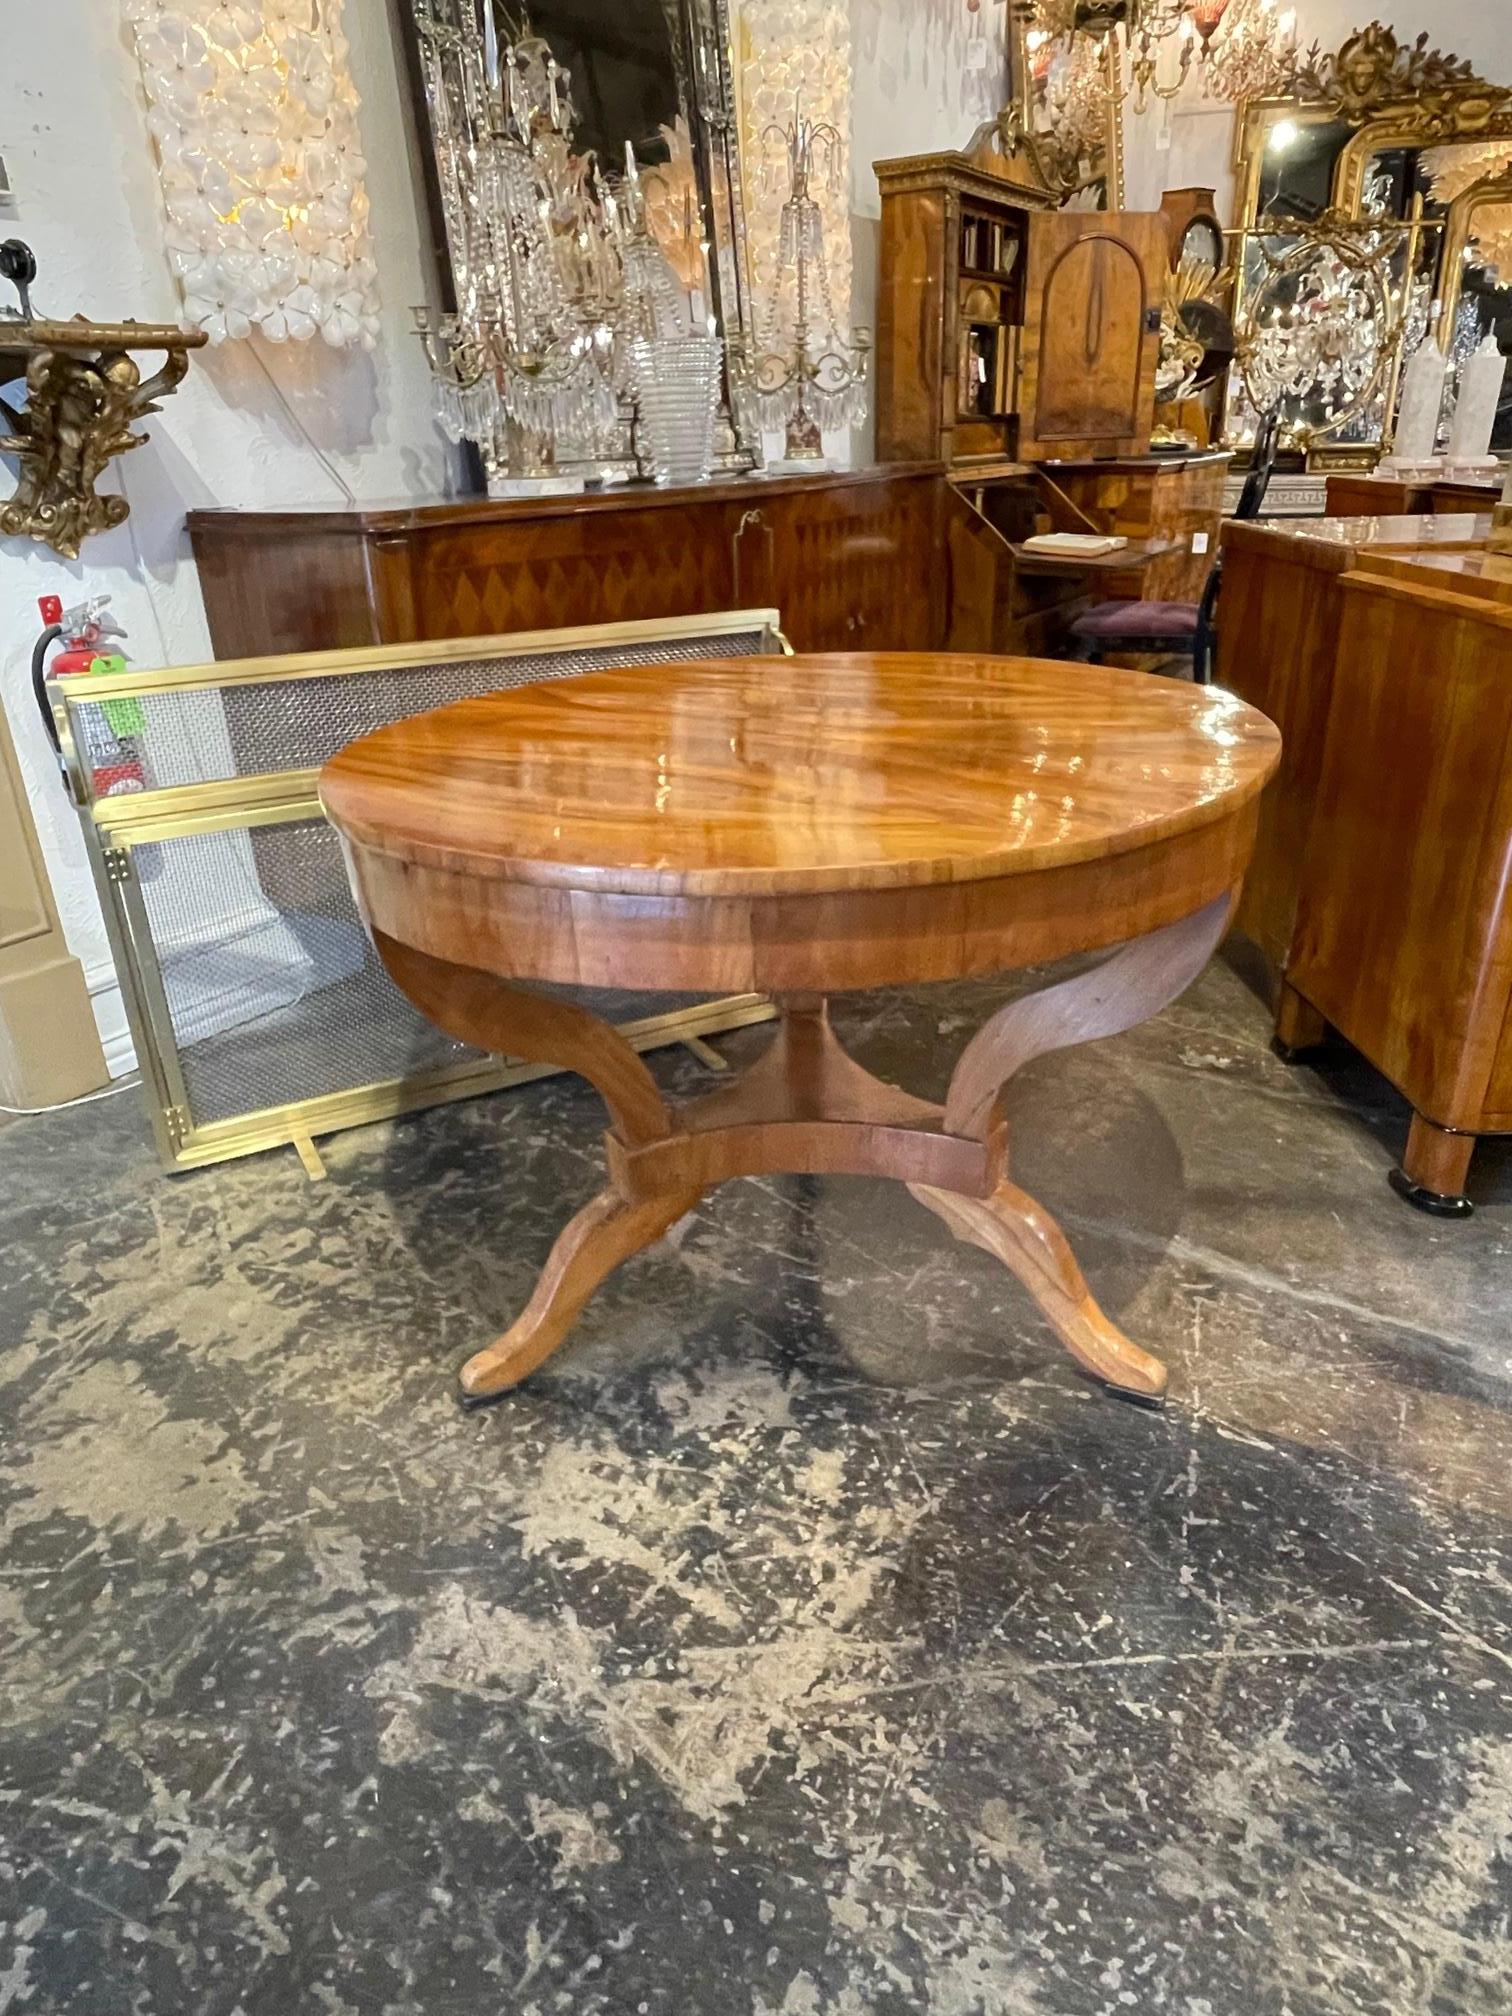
[409,6,688,492]
[1021,0,1299,110]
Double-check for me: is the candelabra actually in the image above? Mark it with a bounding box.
[734,99,869,469]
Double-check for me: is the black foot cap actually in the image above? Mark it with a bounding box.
[456,1381,513,1413]
[1081,1369,1167,1410]
[1271,1035,1321,1066]
[1388,1166,1475,1219]
[1106,1386,1168,1412]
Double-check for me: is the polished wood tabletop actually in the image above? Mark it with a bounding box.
[320,652,1280,898]
[322,651,1279,1408]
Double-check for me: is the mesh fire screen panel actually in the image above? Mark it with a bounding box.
[136,817,703,1131]
[68,628,776,796]
[59,613,783,1170]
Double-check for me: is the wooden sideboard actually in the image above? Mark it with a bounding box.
[188,458,1225,664]
[1215,512,1490,974]
[1278,546,1512,1212]
[188,466,953,660]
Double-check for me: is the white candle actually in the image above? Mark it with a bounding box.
[1446,336,1507,465]
[1393,340,1448,464]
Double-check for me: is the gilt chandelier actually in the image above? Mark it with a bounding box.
[1022,0,1300,109]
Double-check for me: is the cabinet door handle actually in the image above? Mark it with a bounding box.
[733,507,773,606]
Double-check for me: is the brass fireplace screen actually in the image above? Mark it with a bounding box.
[51,613,785,1174]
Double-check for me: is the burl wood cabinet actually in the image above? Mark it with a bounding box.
[1279,546,1512,1213]
[187,466,951,661]
[874,141,1167,470]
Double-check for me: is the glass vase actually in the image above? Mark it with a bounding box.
[631,334,723,486]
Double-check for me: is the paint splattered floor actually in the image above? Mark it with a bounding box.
[2,952,1510,2016]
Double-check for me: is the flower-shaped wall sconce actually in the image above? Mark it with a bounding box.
[125,0,380,348]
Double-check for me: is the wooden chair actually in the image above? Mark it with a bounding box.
[1067,411,1281,682]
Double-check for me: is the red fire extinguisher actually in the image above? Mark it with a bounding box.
[32,594,142,798]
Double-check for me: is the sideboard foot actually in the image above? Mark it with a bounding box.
[1272,980,1327,1062]
[1390,1115,1476,1219]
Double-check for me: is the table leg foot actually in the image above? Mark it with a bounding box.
[458,1183,704,1404]
[908,1178,1169,1402]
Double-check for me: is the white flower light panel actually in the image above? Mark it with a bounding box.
[126,0,380,347]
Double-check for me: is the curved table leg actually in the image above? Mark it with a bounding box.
[372,930,670,1146]
[377,899,1234,1404]
[460,1184,705,1404]
[907,1179,1168,1401]
[942,893,1234,1137]
[915,892,1236,1401]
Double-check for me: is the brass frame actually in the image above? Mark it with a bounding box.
[53,611,788,1174]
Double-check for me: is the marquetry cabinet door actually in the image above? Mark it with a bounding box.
[1015,211,1169,462]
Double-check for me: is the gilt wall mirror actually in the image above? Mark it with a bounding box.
[1224,31,1512,462]
[1436,166,1512,453]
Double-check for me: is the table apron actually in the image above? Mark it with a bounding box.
[342,803,1258,995]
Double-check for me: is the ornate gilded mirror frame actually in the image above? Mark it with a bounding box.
[1225,26,1512,459]
[997,0,1124,208]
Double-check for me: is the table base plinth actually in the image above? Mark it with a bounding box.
[373,896,1233,1408]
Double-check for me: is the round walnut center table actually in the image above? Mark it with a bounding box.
[321,652,1279,1407]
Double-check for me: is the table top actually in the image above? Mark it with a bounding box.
[1222,512,1489,577]
[1353,546,1512,609]
[320,653,1279,902]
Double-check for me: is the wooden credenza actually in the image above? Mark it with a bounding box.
[1215,512,1490,973]
[1280,545,1512,1213]
[188,457,1226,666]
[1323,472,1501,519]
[1217,516,1512,1212]
[187,466,953,660]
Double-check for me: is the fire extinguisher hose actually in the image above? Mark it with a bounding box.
[32,622,63,757]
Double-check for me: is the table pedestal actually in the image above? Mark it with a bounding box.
[375,891,1231,1406]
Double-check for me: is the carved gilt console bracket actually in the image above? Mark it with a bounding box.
[0,241,205,561]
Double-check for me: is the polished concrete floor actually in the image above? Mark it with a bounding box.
[2,951,1510,2016]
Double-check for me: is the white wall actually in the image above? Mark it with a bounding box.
[0,0,458,1073]
[1124,2,1512,217]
